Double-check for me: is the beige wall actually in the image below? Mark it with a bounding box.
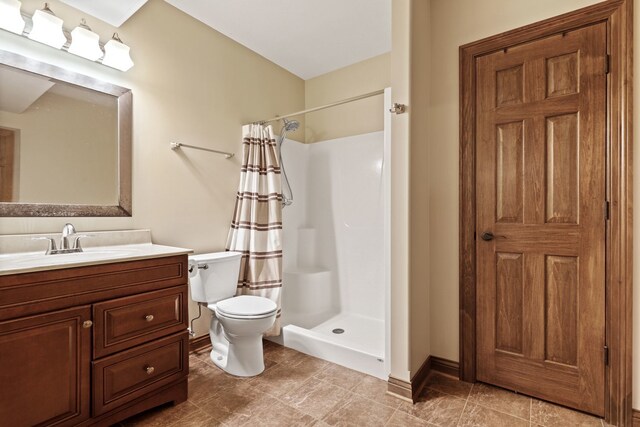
[0,91,118,204]
[408,0,431,377]
[0,0,305,336]
[389,0,431,381]
[390,0,411,383]
[304,53,390,143]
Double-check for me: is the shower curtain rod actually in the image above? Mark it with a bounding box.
[249,89,385,125]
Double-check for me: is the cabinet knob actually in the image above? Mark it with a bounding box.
[145,314,154,322]
[145,365,155,375]
[82,320,93,328]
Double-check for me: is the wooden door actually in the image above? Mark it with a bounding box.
[0,306,92,427]
[475,23,606,415]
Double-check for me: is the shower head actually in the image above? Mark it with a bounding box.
[282,118,300,132]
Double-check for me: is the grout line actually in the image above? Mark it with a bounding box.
[530,398,533,426]
[384,408,399,426]
[456,383,473,426]
[456,398,469,426]
[314,371,367,394]
[423,386,469,401]
[470,401,534,424]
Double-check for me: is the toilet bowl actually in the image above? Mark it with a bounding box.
[189,252,277,377]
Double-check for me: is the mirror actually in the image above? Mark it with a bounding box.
[0,50,131,217]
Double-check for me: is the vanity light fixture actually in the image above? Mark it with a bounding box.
[68,19,103,61]
[28,3,66,49]
[102,33,134,71]
[0,0,26,35]
[0,2,134,72]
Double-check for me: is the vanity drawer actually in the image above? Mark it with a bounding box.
[93,286,188,358]
[92,332,188,416]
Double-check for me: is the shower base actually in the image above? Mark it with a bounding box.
[269,312,386,379]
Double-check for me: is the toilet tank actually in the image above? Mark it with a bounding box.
[188,252,243,303]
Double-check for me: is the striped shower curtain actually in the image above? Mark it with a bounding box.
[226,124,283,335]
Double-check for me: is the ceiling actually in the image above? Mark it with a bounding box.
[0,67,54,114]
[54,0,391,80]
[59,0,149,27]
[164,0,391,80]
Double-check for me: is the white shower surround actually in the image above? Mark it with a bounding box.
[272,127,390,379]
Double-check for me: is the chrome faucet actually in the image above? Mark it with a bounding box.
[60,223,76,250]
[32,223,88,255]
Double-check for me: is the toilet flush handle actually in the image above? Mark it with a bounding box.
[188,264,209,273]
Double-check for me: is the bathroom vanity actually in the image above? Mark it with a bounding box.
[0,231,191,426]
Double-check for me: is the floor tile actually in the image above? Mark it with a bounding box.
[120,401,199,426]
[281,377,352,419]
[352,375,401,409]
[315,363,367,391]
[239,396,317,426]
[323,394,396,426]
[385,410,433,426]
[397,389,466,427]
[530,399,603,427]
[468,382,531,419]
[263,341,302,363]
[290,352,331,373]
[195,381,266,426]
[190,346,214,365]
[424,372,473,399]
[171,408,219,426]
[187,359,243,405]
[458,403,529,427]
[251,359,326,399]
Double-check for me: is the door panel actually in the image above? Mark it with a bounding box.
[496,122,524,223]
[476,22,606,415]
[0,306,91,427]
[495,252,524,354]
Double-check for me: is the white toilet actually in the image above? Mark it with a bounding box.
[189,252,277,377]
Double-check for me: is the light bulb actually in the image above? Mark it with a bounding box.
[28,3,66,49]
[102,33,134,71]
[68,19,103,61]
[0,0,25,35]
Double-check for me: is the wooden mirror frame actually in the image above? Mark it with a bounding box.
[0,50,132,217]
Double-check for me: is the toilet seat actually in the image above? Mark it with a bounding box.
[210,295,277,320]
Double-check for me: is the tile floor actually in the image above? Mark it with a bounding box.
[118,341,607,427]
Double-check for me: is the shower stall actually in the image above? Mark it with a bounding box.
[269,89,391,379]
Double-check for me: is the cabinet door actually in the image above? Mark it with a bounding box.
[0,306,91,427]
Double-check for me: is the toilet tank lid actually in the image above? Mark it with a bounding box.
[216,295,277,317]
[189,251,243,263]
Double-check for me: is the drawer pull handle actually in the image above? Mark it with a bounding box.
[82,320,93,328]
[145,315,154,322]
[145,365,155,375]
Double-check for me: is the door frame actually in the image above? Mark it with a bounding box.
[459,1,632,425]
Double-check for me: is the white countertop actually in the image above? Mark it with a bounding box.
[0,230,192,276]
[0,243,192,276]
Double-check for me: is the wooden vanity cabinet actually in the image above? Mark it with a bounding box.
[0,255,189,427]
